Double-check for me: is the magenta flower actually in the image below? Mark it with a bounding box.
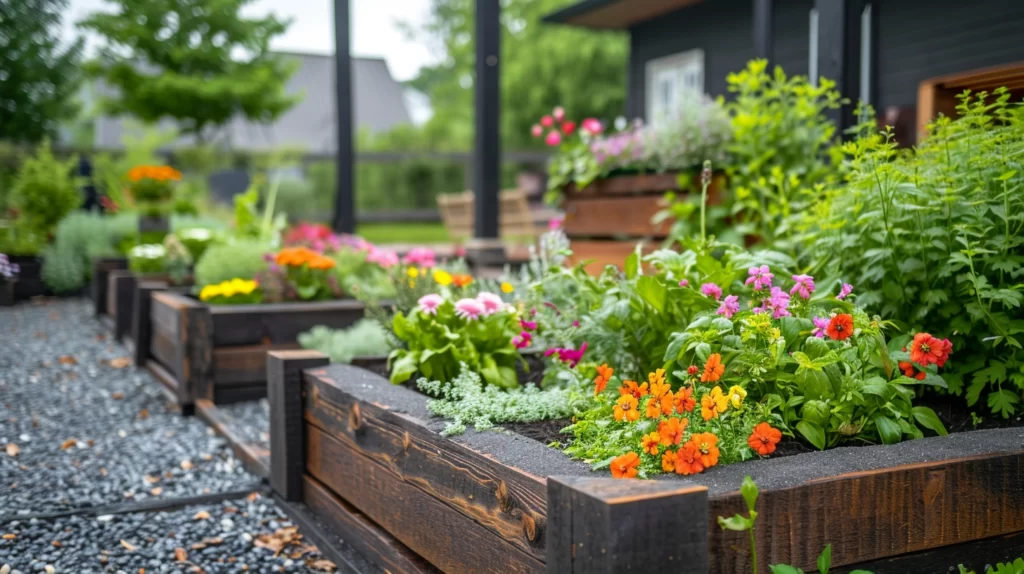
[581,118,603,135]
[520,318,537,331]
[454,298,486,321]
[717,295,740,318]
[678,279,689,287]
[476,292,505,315]
[548,216,564,230]
[402,247,437,269]
[790,274,816,300]
[812,316,830,338]
[418,294,444,316]
[765,287,792,319]
[366,247,399,268]
[553,106,565,122]
[545,131,562,146]
[531,124,543,137]
[701,283,723,301]
[540,115,554,127]
[572,320,580,328]
[544,342,588,368]
[745,265,774,290]
[512,331,532,350]
[836,283,854,300]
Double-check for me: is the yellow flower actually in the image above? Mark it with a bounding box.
[728,385,747,409]
[407,267,419,278]
[500,282,514,294]
[199,285,220,301]
[433,270,453,286]
[220,284,237,298]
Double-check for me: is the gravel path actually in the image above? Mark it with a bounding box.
[0,299,342,572]
[217,400,270,453]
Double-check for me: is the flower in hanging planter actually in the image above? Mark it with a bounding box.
[700,282,722,300]
[700,353,725,383]
[836,282,854,300]
[826,313,855,341]
[812,316,830,338]
[476,292,505,315]
[531,124,543,137]
[417,294,444,316]
[454,298,486,320]
[717,294,740,318]
[747,423,782,456]
[581,118,603,135]
[790,274,816,300]
[610,452,640,479]
[745,265,774,291]
[545,131,562,147]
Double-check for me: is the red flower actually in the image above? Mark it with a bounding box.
[687,365,699,376]
[899,360,928,381]
[747,422,782,456]
[826,314,854,341]
[936,338,953,367]
[561,121,577,135]
[910,333,944,367]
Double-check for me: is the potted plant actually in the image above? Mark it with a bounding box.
[126,165,181,240]
[0,253,20,306]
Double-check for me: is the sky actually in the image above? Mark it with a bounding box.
[62,0,440,82]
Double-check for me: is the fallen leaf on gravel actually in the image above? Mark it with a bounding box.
[144,475,159,484]
[120,539,137,551]
[174,548,188,562]
[193,510,210,521]
[190,537,223,550]
[2,533,16,540]
[246,492,259,502]
[138,409,149,420]
[58,355,78,365]
[307,559,336,572]
[200,453,212,461]
[111,392,125,400]
[150,487,163,496]
[60,439,77,450]
[254,527,301,556]
[180,460,193,470]
[99,467,108,476]
[107,357,132,369]
[52,540,62,547]
[5,444,19,457]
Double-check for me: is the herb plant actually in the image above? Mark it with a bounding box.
[298,319,391,364]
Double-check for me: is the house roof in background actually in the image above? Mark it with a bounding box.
[543,0,708,30]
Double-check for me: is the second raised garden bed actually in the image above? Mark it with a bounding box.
[265,350,1024,574]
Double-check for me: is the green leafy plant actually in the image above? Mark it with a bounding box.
[175,228,215,261]
[127,244,167,275]
[298,320,391,364]
[10,141,82,238]
[40,212,137,292]
[193,240,270,289]
[960,558,1024,574]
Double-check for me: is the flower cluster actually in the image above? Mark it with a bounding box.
[532,106,602,147]
[0,254,20,281]
[199,278,262,304]
[545,342,588,368]
[367,246,400,268]
[432,269,473,289]
[275,247,336,270]
[403,247,437,268]
[127,165,182,182]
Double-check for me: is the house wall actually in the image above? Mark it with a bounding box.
[627,0,813,119]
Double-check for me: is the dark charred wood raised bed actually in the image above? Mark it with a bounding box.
[91,256,128,316]
[141,293,366,414]
[107,270,192,342]
[10,255,47,301]
[266,350,1024,574]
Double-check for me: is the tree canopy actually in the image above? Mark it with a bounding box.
[79,0,301,143]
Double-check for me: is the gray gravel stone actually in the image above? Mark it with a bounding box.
[216,400,270,452]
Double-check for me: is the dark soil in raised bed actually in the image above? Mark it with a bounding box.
[503,418,574,448]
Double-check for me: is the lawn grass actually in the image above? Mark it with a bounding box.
[356,222,451,245]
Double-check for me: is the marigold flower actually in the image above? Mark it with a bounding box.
[614,395,639,422]
[827,314,854,341]
[701,386,729,421]
[689,432,720,468]
[610,452,640,479]
[661,450,677,472]
[728,385,747,409]
[747,422,782,456]
[645,397,663,419]
[910,332,945,367]
[593,363,613,395]
[619,380,649,400]
[641,432,661,455]
[500,282,515,294]
[701,353,725,383]
[452,273,473,288]
[673,443,705,475]
[433,270,453,286]
[674,386,696,414]
[658,417,687,446]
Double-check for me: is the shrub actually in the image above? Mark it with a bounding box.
[41,212,136,292]
[40,241,85,294]
[193,240,270,288]
[10,141,81,237]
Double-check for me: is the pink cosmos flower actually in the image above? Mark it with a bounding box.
[790,274,816,300]
[545,131,562,146]
[701,283,723,301]
[553,106,565,122]
[541,115,554,127]
[812,316,830,338]
[476,292,505,315]
[678,279,689,287]
[836,283,854,300]
[717,295,740,318]
[512,331,532,350]
[548,216,564,231]
[520,318,537,331]
[581,118,602,135]
[402,247,437,269]
[745,265,774,291]
[418,294,444,316]
[454,298,486,321]
[531,124,543,137]
[765,287,792,319]
[544,342,588,368]
[366,247,399,268]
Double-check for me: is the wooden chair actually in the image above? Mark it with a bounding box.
[436,189,539,243]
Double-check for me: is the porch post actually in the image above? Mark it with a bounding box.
[332,0,355,233]
[469,0,505,265]
[753,0,774,64]
[815,0,867,134]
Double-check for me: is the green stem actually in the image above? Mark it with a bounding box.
[700,177,708,244]
[749,528,758,574]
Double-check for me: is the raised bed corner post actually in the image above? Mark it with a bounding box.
[267,350,329,502]
[332,0,355,234]
[814,0,871,135]
[178,298,212,416]
[133,281,168,370]
[546,476,709,574]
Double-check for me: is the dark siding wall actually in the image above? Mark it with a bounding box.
[627,0,812,119]
[876,0,1024,109]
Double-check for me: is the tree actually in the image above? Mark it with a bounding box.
[0,0,84,143]
[79,0,301,143]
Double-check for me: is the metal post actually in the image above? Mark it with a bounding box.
[472,0,501,245]
[815,0,865,134]
[332,0,355,233]
[753,0,774,64]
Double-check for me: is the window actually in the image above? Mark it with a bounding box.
[645,49,704,124]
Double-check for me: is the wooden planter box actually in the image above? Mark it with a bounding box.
[9,255,46,300]
[140,293,366,414]
[265,351,1024,574]
[92,256,128,316]
[0,280,14,307]
[106,270,191,342]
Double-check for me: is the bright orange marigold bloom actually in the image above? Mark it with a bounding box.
[648,368,667,386]
[649,380,672,400]
[701,353,725,383]
[689,432,720,469]
[610,452,640,479]
[701,386,729,421]
[747,422,783,456]
[674,386,696,414]
[661,449,677,472]
[658,417,687,446]
[827,314,854,341]
[644,397,663,419]
[614,395,639,423]
[594,364,614,395]
[673,443,705,475]
[307,254,337,270]
[641,432,661,455]
[619,380,649,400]
[452,273,473,288]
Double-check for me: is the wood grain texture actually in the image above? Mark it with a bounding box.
[91,257,127,316]
[133,280,170,369]
[267,350,329,502]
[547,476,708,574]
[562,195,671,238]
[564,172,684,196]
[568,240,658,274]
[302,474,441,574]
[179,301,212,409]
[836,529,1024,574]
[210,299,366,346]
[211,343,302,390]
[107,271,135,342]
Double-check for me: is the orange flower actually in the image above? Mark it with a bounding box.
[307,254,337,270]
[613,395,639,423]
[619,380,649,400]
[748,422,782,456]
[641,432,661,455]
[674,386,696,414]
[689,432,720,468]
[659,394,675,416]
[649,379,672,400]
[701,353,725,383]
[673,443,705,475]
[658,417,687,446]
[610,452,640,479]
[910,332,943,366]
[827,314,854,341]
[701,386,729,421]
[661,449,677,472]
[645,397,663,419]
[128,165,181,182]
[452,273,473,288]
[593,363,613,395]
[648,368,666,386]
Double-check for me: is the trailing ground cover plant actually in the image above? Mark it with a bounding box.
[807,92,1024,417]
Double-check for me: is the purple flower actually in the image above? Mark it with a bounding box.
[745,265,774,291]
[520,318,537,331]
[701,283,723,301]
[678,279,689,287]
[476,292,505,315]
[765,287,791,319]
[512,331,532,350]
[544,342,588,368]
[418,294,444,315]
[717,295,740,318]
[812,316,830,338]
[454,298,486,321]
[790,274,816,300]
[836,283,854,300]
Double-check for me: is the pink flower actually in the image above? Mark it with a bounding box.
[454,245,467,258]
[513,331,532,350]
[572,320,580,328]
[531,124,543,137]
[548,216,564,230]
[745,265,774,290]
[366,247,399,268]
[553,106,565,122]
[476,292,505,315]
[454,298,486,321]
[790,274,816,300]
[717,295,740,318]
[418,294,444,316]
[402,247,437,268]
[562,121,577,136]
[544,342,588,368]
[581,118,602,135]
[701,283,722,301]
[678,279,689,287]
[836,283,854,300]
[520,318,537,331]
[812,316,830,338]
[765,287,791,319]
[541,115,554,127]
[545,131,562,146]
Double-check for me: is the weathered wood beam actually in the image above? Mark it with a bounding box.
[267,350,329,502]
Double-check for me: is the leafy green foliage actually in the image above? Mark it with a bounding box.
[40,212,137,292]
[960,558,1024,574]
[10,141,82,237]
[806,91,1024,416]
[79,0,300,140]
[0,0,84,143]
[298,320,391,364]
[193,240,269,288]
[127,244,167,275]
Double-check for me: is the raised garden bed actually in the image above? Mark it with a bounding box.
[140,292,366,414]
[266,350,1024,574]
[91,256,128,316]
[107,270,191,342]
[10,255,47,301]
